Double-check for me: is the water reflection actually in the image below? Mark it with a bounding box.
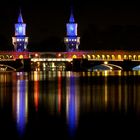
[79,71,140,115]
[33,71,39,112]
[66,72,79,137]
[12,72,28,136]
[57,71,62,114]
[1,71,140,139]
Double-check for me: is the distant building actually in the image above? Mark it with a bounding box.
[12,11,28,52]
[64,9,80,52]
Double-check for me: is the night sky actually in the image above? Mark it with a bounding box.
[0,0,140,51]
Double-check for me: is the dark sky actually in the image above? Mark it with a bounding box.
[0,0,140,51]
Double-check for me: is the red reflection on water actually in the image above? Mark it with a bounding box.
[34,72,39,112]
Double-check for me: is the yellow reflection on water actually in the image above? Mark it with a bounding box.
[57,71,62,114]
[104,76,108,111]
[81,70,140,77]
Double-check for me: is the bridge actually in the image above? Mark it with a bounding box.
[29,50,140,71]
[0,50,140,71]
[0,51,32,71]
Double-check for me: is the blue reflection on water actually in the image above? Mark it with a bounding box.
[68,75,76,137]
[17,79,26,136]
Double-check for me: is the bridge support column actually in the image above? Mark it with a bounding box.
[122,60,133,71]
[23,59,31,71]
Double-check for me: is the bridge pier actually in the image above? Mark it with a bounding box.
[22,59,31,71]
[72,59,90,71]
[15,59,31,71]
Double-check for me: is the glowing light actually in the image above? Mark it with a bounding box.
[138,55,140,60]
[72,55,77,59]
[35,53,39,57]
[82,55,86,59]
[87,55,91,59]
[104,70,108,77]
[107,55,110,59]
[118,55,121,60]
[112,55,115,60]
[19,26,23,34]
[102,55,105,59]
[67,24,77,36]
[97,55,100,59]
[25,38,28,42]
[58,53,61,57]
[87,72,91,77]
[104,61,108,64]
[129,55,132,60]
[133,55,136,60]
[19,55,24,59]
[92,55,95,59]
[124,55,127,59]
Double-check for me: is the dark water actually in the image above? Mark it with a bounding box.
[1,71,140,140]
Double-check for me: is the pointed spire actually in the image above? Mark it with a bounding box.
[69,6,75,23]
[18,9,23,23]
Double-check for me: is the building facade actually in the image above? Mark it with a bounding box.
[12,12,28,52]
[64,9,80,52]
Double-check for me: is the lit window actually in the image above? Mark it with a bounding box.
[138,55,140,60]
[124,55,127,59]
[129,55,132,60]
[102,55,105,59]
[107,55,110,59]
[87,55,91,59]
[83,55,86,59]
[92,55,95,59]
[133,55,136,60]
[111,55,115,60]
[118,55,121,60]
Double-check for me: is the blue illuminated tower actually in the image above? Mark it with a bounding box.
[64,8,80,52]
[12,11,28,52]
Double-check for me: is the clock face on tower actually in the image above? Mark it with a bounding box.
[67,24,77,36]
[15,24,26,36]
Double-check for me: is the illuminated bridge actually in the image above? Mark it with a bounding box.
[30,50,140,71]
[1,50,140,71]
[0,51,31,71]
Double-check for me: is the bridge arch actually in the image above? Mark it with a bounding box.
[92,64,111,71]
[132,65,140,71]
[90,62,123,71]
[107,63,123,70]
[0,64,16,71]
